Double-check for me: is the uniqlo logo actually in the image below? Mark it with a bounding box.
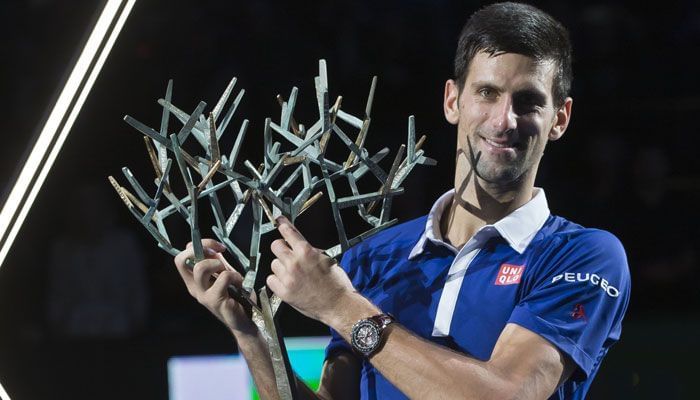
[494,264,525,285]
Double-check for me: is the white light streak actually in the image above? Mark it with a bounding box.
[0,379,10,400]
[0,0,137,268]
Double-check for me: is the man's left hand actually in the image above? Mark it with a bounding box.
[267,216,355,324]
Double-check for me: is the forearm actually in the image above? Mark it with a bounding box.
[373,324,565,400]
[235,329,282,400]
[324,294,516,400]
[371,326,511,399]
[234,329,322,400]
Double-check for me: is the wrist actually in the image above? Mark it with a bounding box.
[232,325,265,350]
[323,290,381,336]
[230,320,258,339]
[350,313,396,358]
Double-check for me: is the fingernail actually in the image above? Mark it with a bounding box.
[204,247,216,256]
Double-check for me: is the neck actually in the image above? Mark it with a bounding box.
[441,161,536,249]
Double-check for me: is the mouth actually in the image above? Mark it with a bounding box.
[480,135,522,152]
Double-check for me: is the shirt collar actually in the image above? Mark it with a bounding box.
[409,188,550,258]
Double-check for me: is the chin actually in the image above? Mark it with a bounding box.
[475,165,524,185]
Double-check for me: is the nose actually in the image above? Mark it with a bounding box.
[491,96,517,133]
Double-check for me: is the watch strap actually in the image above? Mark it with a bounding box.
[368,313,395,330]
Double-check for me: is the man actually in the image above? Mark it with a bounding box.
[174,2,630,399]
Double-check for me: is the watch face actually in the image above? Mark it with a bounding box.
[357,325,378,346]
[352,320,380,355]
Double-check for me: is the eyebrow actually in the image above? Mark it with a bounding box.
[470,81,548,104]
[514,88,547,105]
[470,81,502,92]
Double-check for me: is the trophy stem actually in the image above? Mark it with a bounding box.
[258,289,299,399]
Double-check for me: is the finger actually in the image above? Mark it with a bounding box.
[201,238,226,252]
[174,246,197,277]
[226,267,244,286]
[270,258,287,278]
[181,241,224,268]
[204,270,238,304]
[176,251,229,278]
[270,238,293,261]
[193,259,225,292]
[174,246,209,274]
[276,216,307,251]
[174,244,229,297]
[187,240,225,253]
[174,248,202,297]
[214,262,244,286]
[214,252,238,273]
[266,274,286,298]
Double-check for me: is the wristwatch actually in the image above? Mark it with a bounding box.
[350,313,395,357]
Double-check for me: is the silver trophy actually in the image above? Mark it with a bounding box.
[109,60,435,399]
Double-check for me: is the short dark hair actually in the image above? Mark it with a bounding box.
[454,2,572,107]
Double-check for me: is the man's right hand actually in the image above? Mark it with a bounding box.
[173,239,257,336]
[174,239,361,400]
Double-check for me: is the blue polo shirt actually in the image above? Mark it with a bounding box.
[325,189,630,399]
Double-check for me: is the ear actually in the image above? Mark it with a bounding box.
[444,79,460,125]
[548,97,573,141]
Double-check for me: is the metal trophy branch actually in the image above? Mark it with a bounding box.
[109,60,435,399]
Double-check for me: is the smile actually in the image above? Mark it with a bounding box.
[480,136,520,153]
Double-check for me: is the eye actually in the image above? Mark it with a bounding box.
[478,87,496,99]
[513,92,546,115]
[514,101,539,115]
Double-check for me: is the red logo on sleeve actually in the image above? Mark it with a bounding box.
[494,264,525,285]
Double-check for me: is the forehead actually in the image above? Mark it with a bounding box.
[466,51,557,96]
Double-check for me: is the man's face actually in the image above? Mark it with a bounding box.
[444,51,571,186]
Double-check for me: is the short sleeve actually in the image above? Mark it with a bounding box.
[508,230,631,380]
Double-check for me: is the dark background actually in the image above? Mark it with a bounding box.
[1,0,698,399]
